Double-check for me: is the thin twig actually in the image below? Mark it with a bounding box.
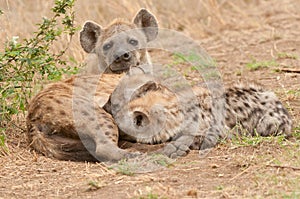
[229,165,255,182]
[276,67,300,73]
[266,164,300,170]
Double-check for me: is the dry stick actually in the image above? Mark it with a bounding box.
[228,165,255,182]
[265,164,300,171]
[229,158,278,182]
[276,67,300,73]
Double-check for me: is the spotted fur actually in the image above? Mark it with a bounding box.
[112,74,293,158]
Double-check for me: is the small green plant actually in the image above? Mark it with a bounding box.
[138,192,161,199]
[282,192,300,199]
[0,0,79,140]
[172,51,216,71]
[277,52,298,60]
[0,132,9,155]
[293,125,300,139]
[246,58,278,71]
[87,180,104,191]
[148,154,174,167]
[216,185,224,190]
[287,89,300,97]
[228,124,286,147]
[110,159,137,176]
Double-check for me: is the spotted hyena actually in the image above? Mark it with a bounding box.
[111,73,293,158]
[26,9,158,162]
[80,8,157,74]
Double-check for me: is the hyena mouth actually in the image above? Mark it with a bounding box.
[109,62,140,73]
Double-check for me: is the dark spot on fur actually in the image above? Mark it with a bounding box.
[89,117,95,121]
[105,131,110,136]
[193,114,199,122]
[264,95,269,100]
[95,125,100,130]
[232,99,238,103]
[225,97,229,104]
[60,110,66,116]
[225,116,230,122]
[278,122,288,133]
[107,124,114,129]
[266,124,273,132]
[235,106,243,113]
[81,110,89,116]
[235,90,244,97]
[55,99,62,104]
[269,112,274,117]
[46,106,53,111]
[261,101,266,105]
[186,105,196,113]
[241,117,248,123]
[243,102,250,108]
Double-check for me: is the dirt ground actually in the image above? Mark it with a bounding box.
[1,0,300,198]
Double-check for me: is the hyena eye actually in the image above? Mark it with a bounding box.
[103,43,112,51]
[128,39,138,46]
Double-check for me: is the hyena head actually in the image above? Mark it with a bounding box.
[80,9,158,74]
[111,74,184,144]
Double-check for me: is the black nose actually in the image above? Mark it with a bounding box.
[114,51,132,63]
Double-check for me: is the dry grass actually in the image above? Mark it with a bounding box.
[0,0,300,198]
[0,0,284,64]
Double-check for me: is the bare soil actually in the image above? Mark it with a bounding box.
[1,1,300,199]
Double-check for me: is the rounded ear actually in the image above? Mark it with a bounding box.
[80,21,102,53]
[133,8,158,42]
[131,81,161,100]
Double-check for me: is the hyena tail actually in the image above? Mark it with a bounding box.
[26,124,97,162]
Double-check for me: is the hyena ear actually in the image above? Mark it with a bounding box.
[80,21,102,53]
[131,81,161,100]
[133,8,158,42]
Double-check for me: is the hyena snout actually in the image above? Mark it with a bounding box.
[113,50,132,63]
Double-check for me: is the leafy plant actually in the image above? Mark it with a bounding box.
[0,0,79,141]
[246,58,278,71]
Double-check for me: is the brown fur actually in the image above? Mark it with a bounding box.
[26,74,130,161]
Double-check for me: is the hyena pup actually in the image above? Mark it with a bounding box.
[111,72,293,158]
[80,8,158,74]
[26,9,158,162]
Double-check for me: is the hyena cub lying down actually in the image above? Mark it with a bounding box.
[26,9,158,162]
[111,73,293,158]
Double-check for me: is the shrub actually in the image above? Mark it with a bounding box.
[0,0,79,151]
